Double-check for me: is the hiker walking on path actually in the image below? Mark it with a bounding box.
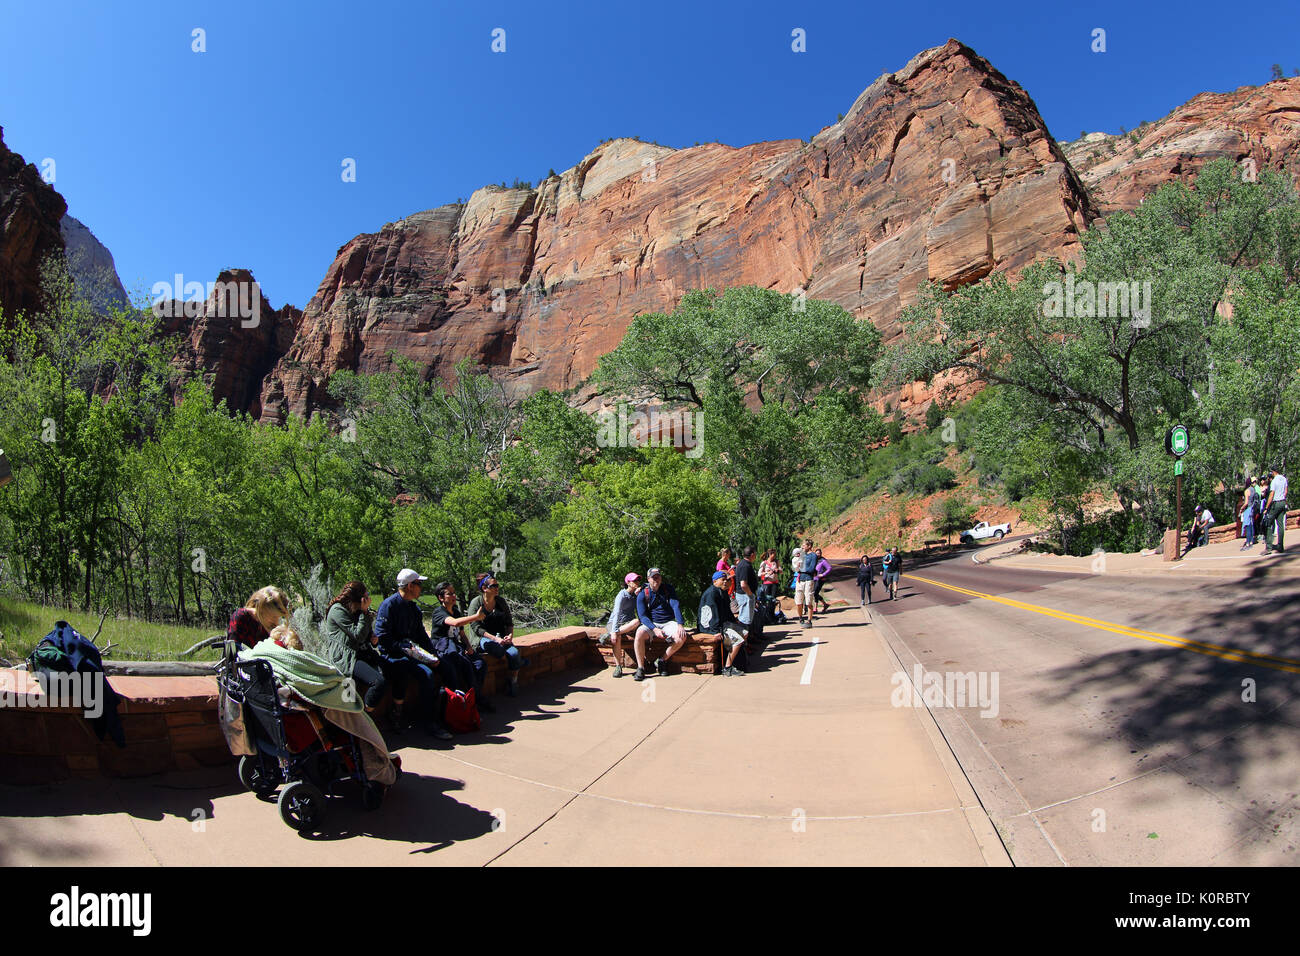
[856,554,875,606]
[882,548,902,601]
[813,548,832,613]
[795,540,818,627]
[1263,466,1289,555]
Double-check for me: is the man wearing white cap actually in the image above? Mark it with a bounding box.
[374,568,453,739]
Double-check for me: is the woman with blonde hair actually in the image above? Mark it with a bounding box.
[227,586,290,648]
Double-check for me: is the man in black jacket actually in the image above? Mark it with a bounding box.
[699,570,747,676]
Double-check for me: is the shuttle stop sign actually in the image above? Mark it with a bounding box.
[1166,425,1189,458]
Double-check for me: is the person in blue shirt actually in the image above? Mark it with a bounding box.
[632,567,688,681]
[602,572,644,678]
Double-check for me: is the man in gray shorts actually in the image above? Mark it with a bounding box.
[603,571,643,678]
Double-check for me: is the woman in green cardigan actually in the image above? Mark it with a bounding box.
[321,581,386,712]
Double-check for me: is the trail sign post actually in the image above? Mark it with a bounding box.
[1166,425,1189,558]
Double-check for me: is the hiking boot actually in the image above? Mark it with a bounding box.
[633,666,646,681]
[655,656,668,676]
[425,722,453,740]
[612,665,624,678]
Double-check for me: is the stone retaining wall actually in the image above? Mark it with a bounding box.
[1161,507,1299,560]
[0,624,722,784]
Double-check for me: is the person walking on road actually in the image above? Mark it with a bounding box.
[856,554,875,606]
[882,547,902,600]
[812,548,832,613]
[1263,466,1289,555]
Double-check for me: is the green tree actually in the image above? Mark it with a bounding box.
[930,495,977,545]
[539,450,738,612]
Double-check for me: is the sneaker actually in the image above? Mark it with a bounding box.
[633,667,646,681]
[612,665,624,678]
[425,722,453,740]
[655,656,668,676]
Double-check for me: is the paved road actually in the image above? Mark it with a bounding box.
[867,544,1300,864]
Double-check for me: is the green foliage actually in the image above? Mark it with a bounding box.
[539,450,738,612]
[590,285,882,526]
[925,401,944,431]
[879,159,1300,553]
[930,495,977,544]
[889,461,956,497]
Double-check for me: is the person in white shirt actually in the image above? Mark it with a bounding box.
[1184,505,1215,555]
[1263,466,1289,555]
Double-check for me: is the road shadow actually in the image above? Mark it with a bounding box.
[1033,573,1300,852]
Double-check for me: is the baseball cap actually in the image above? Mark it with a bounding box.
[647,567,662,579]
[396,568,428,587]
[712,570,728,582]
[624,572,641,585]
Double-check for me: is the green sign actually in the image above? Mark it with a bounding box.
[1167,424,1189,458]
[1174,460,1183,476]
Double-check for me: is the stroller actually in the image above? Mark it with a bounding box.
[216,641,397,832]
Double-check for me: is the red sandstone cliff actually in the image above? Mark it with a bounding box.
[257,39,1099,422]
[1061,77,1300,215]
[0,126,66,320]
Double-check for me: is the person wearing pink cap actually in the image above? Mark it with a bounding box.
[601,572,643,678]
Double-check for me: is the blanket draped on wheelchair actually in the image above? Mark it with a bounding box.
[241,642,398,786]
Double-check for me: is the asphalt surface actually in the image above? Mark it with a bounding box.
[864,542,1300,865]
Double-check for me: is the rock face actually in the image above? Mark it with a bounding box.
[0,126,66,320]
[1061,77,1300,215]
[60,215,129,313]
[156,269,301,418]
[258,39,1097,422]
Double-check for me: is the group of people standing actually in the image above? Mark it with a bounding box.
[1237,466,1289,554]
[227,568,529,742]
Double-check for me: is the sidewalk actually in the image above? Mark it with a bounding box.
[973,535,1300,580]
[0,586,1009,866]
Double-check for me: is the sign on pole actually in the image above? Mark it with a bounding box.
[1166,425,1189,458]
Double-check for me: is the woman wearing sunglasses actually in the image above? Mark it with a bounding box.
[467,574,530,697]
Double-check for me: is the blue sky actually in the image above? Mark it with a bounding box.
[2,0,1296,309]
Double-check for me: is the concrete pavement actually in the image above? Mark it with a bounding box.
[0,592,1010,866]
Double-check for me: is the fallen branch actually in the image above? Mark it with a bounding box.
[179,635,226,658]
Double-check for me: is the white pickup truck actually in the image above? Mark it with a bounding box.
[959,520,1013,544]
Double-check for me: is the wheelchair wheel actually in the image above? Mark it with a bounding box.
[238,755,280,796]
[361,781,385,811]
[278,780,325,831]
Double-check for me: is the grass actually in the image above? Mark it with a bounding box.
[0,598,221,664]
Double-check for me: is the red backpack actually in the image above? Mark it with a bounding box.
[441,686,480,733]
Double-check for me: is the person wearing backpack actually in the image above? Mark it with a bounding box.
[429,582,491,716]
[795,540,819,627]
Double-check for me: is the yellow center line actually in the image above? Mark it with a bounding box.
[903,572,1300,674]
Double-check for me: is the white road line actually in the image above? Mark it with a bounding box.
[800,636,821,685]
